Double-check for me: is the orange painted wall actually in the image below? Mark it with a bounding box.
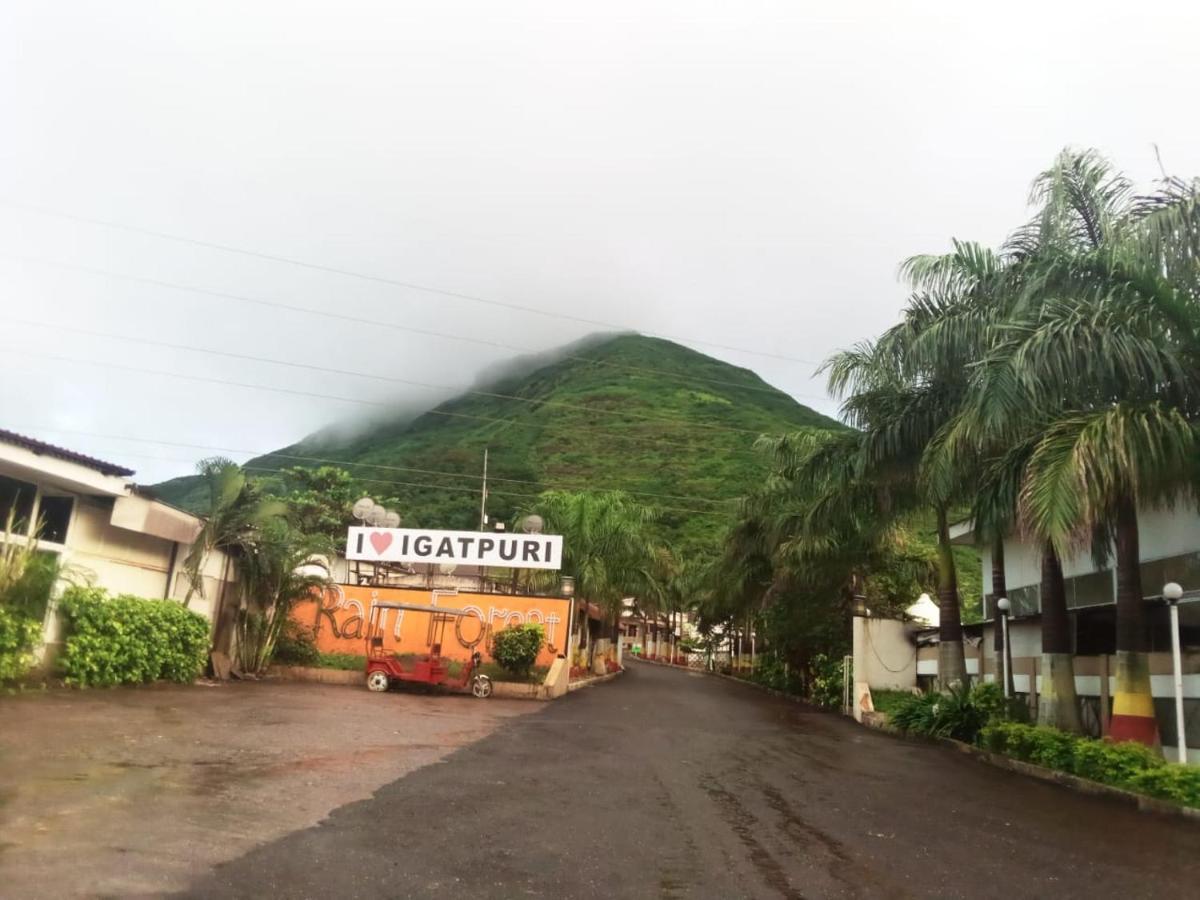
[290,584,570,668]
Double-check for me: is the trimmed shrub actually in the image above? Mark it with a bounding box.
[490,623,544,678]
[977,720,1198,808]
[0,607,42,681]
[59,586,209,687]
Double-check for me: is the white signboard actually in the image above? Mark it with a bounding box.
[346,526,563,571]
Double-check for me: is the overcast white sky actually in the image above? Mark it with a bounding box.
[2,1,1199,484]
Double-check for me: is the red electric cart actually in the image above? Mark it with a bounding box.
[363,601,493,698]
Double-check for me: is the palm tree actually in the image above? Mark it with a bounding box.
[524,490,664,669]
[182,458,285,609]
[822,321,975,685]
[235,519,332,674]
[976,150,1200,743]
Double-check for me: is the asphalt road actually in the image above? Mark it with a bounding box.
[179,662,1200,900]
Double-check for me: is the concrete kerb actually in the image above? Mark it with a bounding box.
[566,669,624,692]
[857,711,1200,823]
[272,664,623,698]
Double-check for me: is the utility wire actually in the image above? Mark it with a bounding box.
[6,422,735,507]
[3,201,822,365]
[0,314,788,438]
[0,252,830,401]
[0,347,810,458]
[55,442,727,517]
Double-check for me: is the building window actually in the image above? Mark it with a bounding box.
[1140,553,1200,599]
[0,475,37,533]
[37,495,73,545]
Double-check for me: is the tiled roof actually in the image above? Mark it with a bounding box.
[0,428,135,477]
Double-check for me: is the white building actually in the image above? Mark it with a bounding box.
[0,429,236,664]
[930,503,1200,762]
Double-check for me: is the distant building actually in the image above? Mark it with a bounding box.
[903,506,1200,761]
[0,429,236,663]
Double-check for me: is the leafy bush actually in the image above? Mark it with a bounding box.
[271,621,321,666]
[749,655,803,695]
[978,721,1199,808]
[58,586,209,687]
[807,652,844,709]
[0,607,42,681]
[490,623,544,678]
[890,682,1010,743]
[1126,765,1200,806]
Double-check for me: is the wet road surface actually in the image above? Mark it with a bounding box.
[0,681,536,897]
[180,662,1200,899]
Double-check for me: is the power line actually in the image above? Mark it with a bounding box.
[0,252,831,401]
[0,315,784,438]
[3,201,822,365]
[4,422,736,507]
[0,346,807,457]
[35,441,726,518]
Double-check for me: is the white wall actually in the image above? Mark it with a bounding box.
[853,617,917,691]
[981,500,1200,595]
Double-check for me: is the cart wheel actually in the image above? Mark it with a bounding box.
[366,670,390,692]
[471,674,493,699]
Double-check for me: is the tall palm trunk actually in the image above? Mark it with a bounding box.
[1109,494,1158,746]
[1038,542,1082,732]
[935,506,967,687]
[990,536,1013,696]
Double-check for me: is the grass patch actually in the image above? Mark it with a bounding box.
[476,662,549,684]
[316,652,367,671]
[870,689,918,715]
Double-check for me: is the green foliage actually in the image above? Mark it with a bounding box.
[889,682,1012,743]
[234,518,332,675]
[807,652,845,709]
[870,689,918,716]
[316,652,367,671]
[476,662,550,685]
[490,623,545,677]
[979,721,1199,807]
[58,586,209,687]
[271,621,321,666]
[151,334,842,559]
[0,607,42,682]
[748,654,803,695]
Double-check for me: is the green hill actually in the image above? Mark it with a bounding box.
[151,333,842,555]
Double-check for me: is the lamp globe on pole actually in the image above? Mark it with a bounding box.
[996,597,1012,700]
[1164,582,1187,763]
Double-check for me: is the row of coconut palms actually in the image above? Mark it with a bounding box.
[715,147,1199,743]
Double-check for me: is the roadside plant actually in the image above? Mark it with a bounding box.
[889,682,1017,744]
[0,606,42,682]
[270,620,321,667]
[234,519,332,675]
[979,721,1200,808]
[58,587,209,687]
[490,623,545,678]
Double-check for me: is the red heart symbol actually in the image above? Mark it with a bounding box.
[369,532,393,554]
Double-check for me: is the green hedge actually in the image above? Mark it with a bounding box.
[980,721,1200,808]
[0,607,42,681]
[59,587,210,687]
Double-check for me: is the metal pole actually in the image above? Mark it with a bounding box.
[1169,600,1187,764]
[1001,612,1011,700]
[478,447,489,531]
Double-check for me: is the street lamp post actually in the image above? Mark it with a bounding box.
[996,597,1012,700]
[1163,582,1187,764]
